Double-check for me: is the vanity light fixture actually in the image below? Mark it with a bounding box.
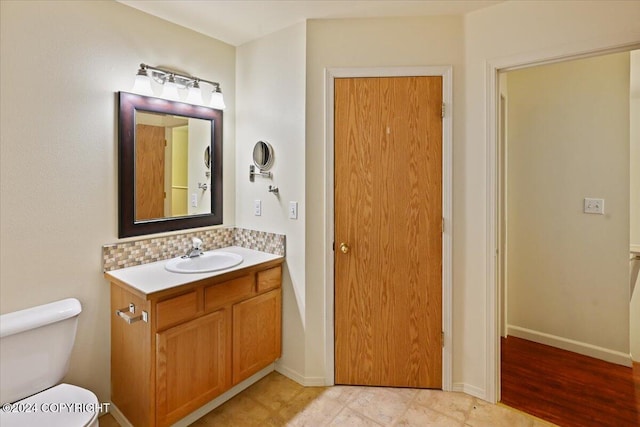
[163,74,180,101]
[209,87,226,110]
[131,63,225,109]
[131,67,153,96]
[185,80,202,105]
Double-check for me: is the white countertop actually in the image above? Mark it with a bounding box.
[105,246,283,295]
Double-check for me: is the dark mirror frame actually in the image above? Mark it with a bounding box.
[118,91,223,238]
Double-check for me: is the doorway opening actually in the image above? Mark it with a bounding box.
[495,49,640,426]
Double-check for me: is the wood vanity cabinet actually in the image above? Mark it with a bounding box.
[155,309,228,425]
[233,288,282,384]
[108,261,283,427]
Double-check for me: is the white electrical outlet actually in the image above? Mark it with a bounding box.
[191,193,198,208]
[254,200,262,216]
[584,197,604,215]
[289,201,298,219]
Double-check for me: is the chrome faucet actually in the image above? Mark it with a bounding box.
[183,237,204,258]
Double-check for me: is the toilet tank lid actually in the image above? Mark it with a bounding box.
[0,298,81,339]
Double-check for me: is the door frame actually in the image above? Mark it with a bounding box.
[324,66,453,390]
[485,41,640,403]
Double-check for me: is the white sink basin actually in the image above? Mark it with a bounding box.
[165,251,243,274]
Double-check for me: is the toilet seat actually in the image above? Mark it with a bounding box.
[0,383,99,427]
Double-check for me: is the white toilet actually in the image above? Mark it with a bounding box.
[0,298,100,426]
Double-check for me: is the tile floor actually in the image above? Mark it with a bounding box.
[100,372,556,426]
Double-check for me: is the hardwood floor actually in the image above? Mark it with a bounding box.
[501,336,640,427]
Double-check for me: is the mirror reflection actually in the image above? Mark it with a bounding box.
[253,141,274,170]
[135,111,212,221]
[204,146,211,169]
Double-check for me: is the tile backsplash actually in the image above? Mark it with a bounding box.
[233,228,287,256]
[102,227,285,272]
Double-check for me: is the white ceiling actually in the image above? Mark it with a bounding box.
[117,0,503,46]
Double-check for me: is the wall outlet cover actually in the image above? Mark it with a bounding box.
[254,199,262,216]
[584,197,604,215]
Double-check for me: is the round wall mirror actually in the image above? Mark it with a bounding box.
[253,141,274,170]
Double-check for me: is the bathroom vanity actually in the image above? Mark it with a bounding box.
[104,246,283,427]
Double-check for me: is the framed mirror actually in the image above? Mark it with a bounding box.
[118,92,223,237]
[253,141,274,170]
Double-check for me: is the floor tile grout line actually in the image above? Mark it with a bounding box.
[460,395,482,425]
[344,386,421,426]
[336,404,388,426]
[401,388,474,426]
[254,376,313,424]
[389,388,420,426]
[322,394,352,426]
[242,392,279,424]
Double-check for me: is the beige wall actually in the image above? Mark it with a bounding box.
[0,0,236,403]
[506,53,630,358]
[305,15,464,383]
[236,23,308,382]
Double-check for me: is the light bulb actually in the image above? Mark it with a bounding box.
[162,75,180,101]
[210,90,226,110]
[132,70,152,96]
[186,82,203,105]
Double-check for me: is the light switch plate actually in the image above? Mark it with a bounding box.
[289,201,298,219]
[254,200,262,216]
[584,197,604,215]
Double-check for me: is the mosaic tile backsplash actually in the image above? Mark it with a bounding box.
[233,228,286,255]
[102,227,285,272]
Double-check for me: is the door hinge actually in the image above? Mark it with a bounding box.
[441,102,445,119]
[332,241,335,251]
[441,331,445,348]
[442,217,445,233]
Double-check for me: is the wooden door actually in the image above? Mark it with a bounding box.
[156,310,229,426]
[232,289,282,384]
[334,76,443,388]
[135,124,165,221]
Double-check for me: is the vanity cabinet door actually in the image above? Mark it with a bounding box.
[232,288,282,384]
[156,309,230,426]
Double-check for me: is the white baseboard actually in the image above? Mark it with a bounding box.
[451,382,486,400]
[108,364,276,427]
[507,325,632,367]
[275,362,327,386]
